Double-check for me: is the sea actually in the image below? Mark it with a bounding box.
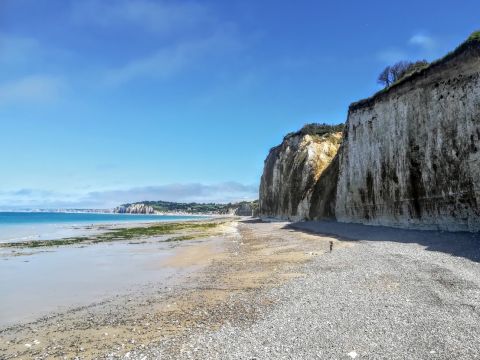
[0,211,204,243]
[0,211,213,327]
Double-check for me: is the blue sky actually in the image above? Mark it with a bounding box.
[0,0,478,208]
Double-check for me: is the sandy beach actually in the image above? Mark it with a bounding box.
[1,219,480,359]
[3,1,479,359]
[0,219,231,327]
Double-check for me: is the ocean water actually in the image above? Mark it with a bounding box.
[0,212,205,242]
[0,238,185,327]
[0,211,215,327]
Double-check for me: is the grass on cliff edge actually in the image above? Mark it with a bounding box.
[467,31,480,43]
[350,30,480,110]
[397,30,480,82]
[1,221,222,248]
[285,123,344,140]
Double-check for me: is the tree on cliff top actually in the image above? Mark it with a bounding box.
[378,60,429,87]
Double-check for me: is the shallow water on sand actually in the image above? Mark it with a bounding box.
[0,238,198,328]
[0,212,206,242]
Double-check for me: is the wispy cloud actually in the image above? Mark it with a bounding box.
[0,188,77,210]
[84,182,258,206]
[0,182,259,209]
[71,0,242,87]
[0,33,70,104]
[0,33,72,71]
[72,0,211,35]
[0,75,65,105]
[409,33,436,50]
[377,32,441,64]
[0,33,41,66]
[9,189,56,197]
[104,31,239,85]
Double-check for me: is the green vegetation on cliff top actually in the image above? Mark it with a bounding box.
[121,200,257,214]
[351,30,480,111]
[285,123,344,140]
[467,31,480,43]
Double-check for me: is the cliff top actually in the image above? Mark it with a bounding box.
[117,200,258,214]
[350,30,480,112]
[284,123,344,140]
[467,30,480,43]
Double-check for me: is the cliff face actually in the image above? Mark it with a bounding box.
[336,40,480,231]
[259,130,342,220]
[114,200,258,215]
[114,203,155,214]
[234,202,254,216]
[259,34,480,231]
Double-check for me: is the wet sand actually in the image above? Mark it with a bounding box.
[0,220,233,328]
[1,239,186,327]
[0,219,344,359]
[0,215,212,244]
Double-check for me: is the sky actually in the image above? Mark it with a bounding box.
[0,0,479,209]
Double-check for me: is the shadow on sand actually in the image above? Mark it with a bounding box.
[284,220,480,263]
[241,218,266,224]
